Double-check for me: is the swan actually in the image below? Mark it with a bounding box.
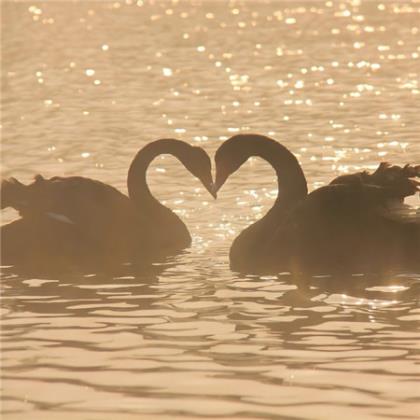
[213,134,420,274]
[1,138,214,268]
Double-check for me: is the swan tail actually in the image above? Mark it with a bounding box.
[331,162,420,202]
[1,177,30,211]
[372,162,420,199]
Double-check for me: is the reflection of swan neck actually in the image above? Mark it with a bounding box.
[127,139,188,209]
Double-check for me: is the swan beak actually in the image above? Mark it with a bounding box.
[213,172,227,196]
[205,182,217,199]
[210,185,217,199]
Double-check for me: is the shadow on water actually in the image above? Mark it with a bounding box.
[2,257,418,331]
[214,269,420,349]
[0,256,181,320]
[1,256,420,418]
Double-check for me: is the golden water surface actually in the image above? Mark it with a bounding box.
[1,1,420,419]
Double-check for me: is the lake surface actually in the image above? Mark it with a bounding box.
[1,1,420,419]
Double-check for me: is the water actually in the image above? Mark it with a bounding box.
[1,1,420,419]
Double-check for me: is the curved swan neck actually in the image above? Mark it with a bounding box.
[127,139,189,208]
[225,135,308,273]
[239,135,308,203]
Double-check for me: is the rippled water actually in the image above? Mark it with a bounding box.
[2,1,420,419]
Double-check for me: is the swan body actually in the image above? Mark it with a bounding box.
[1,139,214,269]
[214,134,420,274]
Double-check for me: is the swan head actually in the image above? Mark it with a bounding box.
[184,146,216,199]
[213,135,252,194]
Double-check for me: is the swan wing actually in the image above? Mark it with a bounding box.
[1,175,130,226]
[269,183,419,270]
[331,162,420,200]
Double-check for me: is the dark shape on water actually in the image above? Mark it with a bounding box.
[214,134,420,274]
[1,139,214,271]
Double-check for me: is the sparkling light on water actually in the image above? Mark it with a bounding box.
[2,1,420,419]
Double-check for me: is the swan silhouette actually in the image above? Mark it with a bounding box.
[1,138,214,269]
[214,134,420,274]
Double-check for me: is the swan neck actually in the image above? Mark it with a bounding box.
[127,139,186,209]
[256,141,308,206]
